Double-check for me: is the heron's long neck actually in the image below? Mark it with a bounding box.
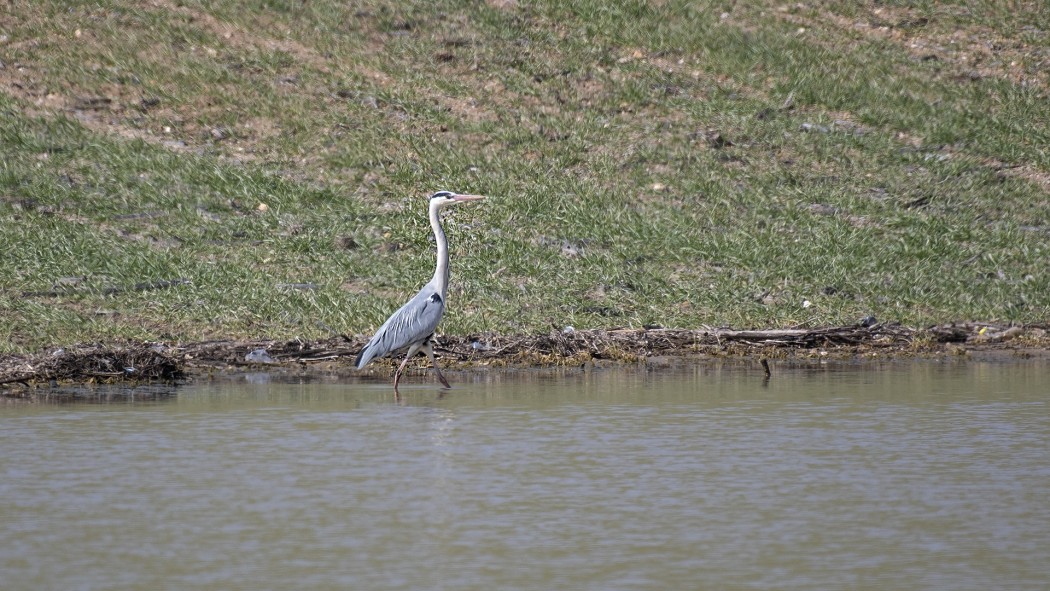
[430,202,449,297]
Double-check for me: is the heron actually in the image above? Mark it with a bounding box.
[354,190,485,394]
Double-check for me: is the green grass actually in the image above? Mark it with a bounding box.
[0,0,1048,352]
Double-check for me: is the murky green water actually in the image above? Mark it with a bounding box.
[2,360,1049,590]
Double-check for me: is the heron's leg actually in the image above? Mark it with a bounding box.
[393,354,412,396]
[392,342,423,396]
[422,341,451,389]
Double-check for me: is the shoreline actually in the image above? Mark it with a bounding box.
[2,323,1048,396]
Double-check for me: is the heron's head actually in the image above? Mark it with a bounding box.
[429,190,486,207]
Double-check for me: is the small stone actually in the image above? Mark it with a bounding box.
[335,235,360,250]
[245,349,275,364]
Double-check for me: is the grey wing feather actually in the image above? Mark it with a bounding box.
[355,285,446,368]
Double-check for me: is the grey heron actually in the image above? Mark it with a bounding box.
[354,190,485,393]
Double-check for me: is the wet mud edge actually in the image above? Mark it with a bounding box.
[2,323,1049,394]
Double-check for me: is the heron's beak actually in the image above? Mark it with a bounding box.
[453,194,486,202]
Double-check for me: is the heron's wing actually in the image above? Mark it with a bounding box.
[355,286,446,368]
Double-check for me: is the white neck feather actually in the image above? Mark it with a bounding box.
[429,199,449,297]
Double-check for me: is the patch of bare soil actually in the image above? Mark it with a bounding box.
[2,323,1047,397]
[770,3,1049,92]
[720,3,1050,197]
[0,0,394,172]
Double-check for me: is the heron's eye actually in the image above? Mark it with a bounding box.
[431,191,454,200]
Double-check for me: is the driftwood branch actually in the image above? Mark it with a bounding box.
[437,324,916,361]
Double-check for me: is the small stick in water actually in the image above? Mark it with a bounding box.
[760,358,771,379]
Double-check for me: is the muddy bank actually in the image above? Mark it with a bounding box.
[2,323,1048,395]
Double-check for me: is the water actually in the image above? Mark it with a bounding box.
[2,360,1049,590]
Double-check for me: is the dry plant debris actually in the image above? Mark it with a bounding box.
[3,323,1047,395]
[0,343,183,388]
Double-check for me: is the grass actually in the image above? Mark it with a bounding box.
[0,0,1048,353]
